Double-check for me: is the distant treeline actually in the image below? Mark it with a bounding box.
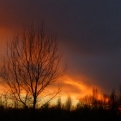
[0,88,121,121]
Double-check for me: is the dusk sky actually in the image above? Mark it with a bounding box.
[0,0,121,101]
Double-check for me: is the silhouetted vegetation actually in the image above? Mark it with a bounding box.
[0,23,66,110]
[0,88,120,121]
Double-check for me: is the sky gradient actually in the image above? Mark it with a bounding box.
[0,0,121,100]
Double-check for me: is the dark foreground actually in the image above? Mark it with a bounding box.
[0,106,121,121]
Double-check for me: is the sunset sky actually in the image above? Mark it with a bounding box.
[0,0,121,102]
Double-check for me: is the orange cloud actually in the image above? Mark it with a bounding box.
[59,76,92,97]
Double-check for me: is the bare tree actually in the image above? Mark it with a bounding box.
[0,23,65,110]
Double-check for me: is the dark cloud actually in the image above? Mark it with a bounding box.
[1,0,121,94]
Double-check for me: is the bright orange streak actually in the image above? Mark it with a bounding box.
[60,76,92,96]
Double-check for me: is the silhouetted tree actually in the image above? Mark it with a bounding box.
[92,87,98,108]
[102,94,109,109]
[118,86,121,109]
[57,97,62,109]
[64,96,72,111]
[0,23,66,110]
[109,89,118,115]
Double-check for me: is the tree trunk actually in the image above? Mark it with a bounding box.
[33,95,37,111]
